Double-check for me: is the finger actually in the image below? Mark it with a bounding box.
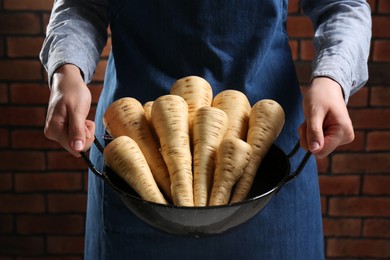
[305,111,325,154]
[68,110,88,152]
[84,120,96,151]
[315,123,355,159]
[44,120,82,157]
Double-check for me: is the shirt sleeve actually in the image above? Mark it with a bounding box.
[301,0,372,102]
[39,0,109,86]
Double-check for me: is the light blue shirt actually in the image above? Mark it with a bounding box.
[40,0,371,102]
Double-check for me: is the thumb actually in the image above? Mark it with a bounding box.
[68,112,87,152]
[305,112,325,153]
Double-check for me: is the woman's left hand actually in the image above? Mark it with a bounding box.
[299,77,355,159]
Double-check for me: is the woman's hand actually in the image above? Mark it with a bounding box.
[44,64,95,157]
[299,77,355,159]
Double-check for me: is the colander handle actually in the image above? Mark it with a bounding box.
[284,141,312,183]
[79,136,105,179]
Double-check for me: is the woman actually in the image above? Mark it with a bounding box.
[40,0,371,259]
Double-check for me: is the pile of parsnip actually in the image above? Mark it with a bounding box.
[103,76,285,207]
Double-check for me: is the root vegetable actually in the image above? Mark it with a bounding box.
[170,76,213,138]
[103,136,167,205]
[143,101,154,124]
[103,97,171,200]
[209,137,253,206]
[192,106,229,206]
[212,90,251,140]
[143,101,159,142]
[231,99,285,203]
[152,94,194,206]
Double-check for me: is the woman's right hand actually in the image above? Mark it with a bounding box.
[44,64,96,157]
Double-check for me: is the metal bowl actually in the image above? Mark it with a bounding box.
[81,138,311,237]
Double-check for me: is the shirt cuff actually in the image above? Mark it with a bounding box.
[46,44,96,87]
[311,52,354,103]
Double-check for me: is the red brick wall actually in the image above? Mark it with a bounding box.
[0,0,389,259]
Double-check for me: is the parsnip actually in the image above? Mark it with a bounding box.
[152,94,194,206]
[192,106,229,206]
[104,136,167,205]
[103,97,171,200]
[209,137,253,206]
[170,76,213,139]
[212,90,251,140]
[143,101,154,124]
[231,99,285,203]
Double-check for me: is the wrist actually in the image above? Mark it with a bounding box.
[310,77,345,101]
[51,64,86,92]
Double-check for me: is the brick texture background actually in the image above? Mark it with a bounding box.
[0,0,389,259]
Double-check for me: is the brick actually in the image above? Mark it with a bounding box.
[0,172,12,191]
[370,86,390,106]
[323,218,361,237]
[88,106,97,121]
[347,87,369,107]
[91,60,107,82]
[319,175,360,195]
[47,194,87,213]
[332,153,390,174]
[88,84,103,104]
[42,13,51,31]
[0,151,45,171]
[367,131,390,151]
[335,131,365,152]
[372,17,390,37]
[316,156,329,174]
[15,172,82,192]
[0,128,10,148]
[288,40,298,61]
[0,13,41,35]
[12,130,61,149]
[0,194,45,213]
[0,60,42,81]
[327,238,390,258]
[10,83,50,104]
[288,0,300,14]
[378,0,390,13]
[0,107,46,126]
[17,215,84,234]
[0,236,44,255]
[321,196,327,215]
[4,0,53,10]
[372,40,390,61]
[367,0,377,13]
[0,84,8,103]
[47,151,89,171]
[300,39,315,61]
[84,171,89,191]
[0,38,4,57]
[329,197,390,217]
[7,37,44,58]
[15,257,82,260]
[368,63,390,85]
[101,37,111,58]
[47,236,84,254]
[0,215,13,233]
[364,219,390,238]
[294,61,312,84]
[363,175,390,195]
[287,16,313,38]
[349,109,390,129]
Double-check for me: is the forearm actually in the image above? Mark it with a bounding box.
[40,0,109,86]
[302,0,372,102]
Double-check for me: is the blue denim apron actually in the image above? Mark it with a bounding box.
[85,0,324,259]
